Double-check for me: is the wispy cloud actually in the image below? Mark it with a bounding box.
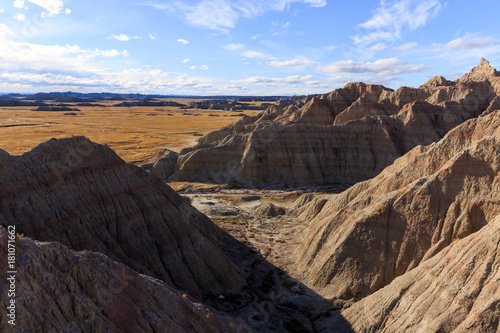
[268,58,318,67]
[318,58,431,76]
[443,35,500,50]
[352,0,442,44]
[92,49,129,57]
[28,0,65,16]
[241,50,274,60]
[393,42,418,51]
[369,43,388,52]
[177,38,189,45]
[271,21,291,36]
[234,74,318,86]
[426,34,500,64]
[147,0,327,32]
[223,43,275,61]
[182,58,190,63]
[223,43,245,51]
[189,64,209,70]
[149,33,158,40]
[14,13,25,21]
[108,34,139,42]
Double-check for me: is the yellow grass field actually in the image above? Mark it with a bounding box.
[0,100,263,164]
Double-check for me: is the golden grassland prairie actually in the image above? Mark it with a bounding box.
[0,99,264,164]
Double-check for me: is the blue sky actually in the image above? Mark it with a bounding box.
[1,0,500,95]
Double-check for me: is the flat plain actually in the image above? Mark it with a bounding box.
[0,99,262,164]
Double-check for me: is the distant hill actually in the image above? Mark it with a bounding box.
[5,91,288,101]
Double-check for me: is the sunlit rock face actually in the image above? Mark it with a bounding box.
[173,59,499,187]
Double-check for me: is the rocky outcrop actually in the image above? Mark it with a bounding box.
[457,58,499,83]
[0,137,245,303]
[420,75,454,88]
[142,148,179,180]
[325,214,500,332]
[253,202,286,218]
[293,98,338,126]
[292,110,500,305]
[171,59,498,187]
[0,226,236,332]
[175,119,403,186]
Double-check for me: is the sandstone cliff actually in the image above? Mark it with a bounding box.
[325,214,500,332]
[0,137,245,303]
[170,59,499,187]
[292,110,500,309]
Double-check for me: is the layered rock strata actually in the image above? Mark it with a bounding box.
[0,226,236,332]
[171,59,500,187]
[293,110,500,307]
[0,137,245,303]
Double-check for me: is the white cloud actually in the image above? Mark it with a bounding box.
[241,50,274,59]
[14,13,25,21]
[0,25,216,94]
[0,8,4,13]
[224,84,249,91]
[27,0,64,16]
[177,38,189,45]
[109,34,139,42]
[182,58,191,63]
[318,58,431,76]
[13,0,25,9]
[234,74,318,86]
[148,0,327,32]
[188,64,209,70]
[369,43,388,52]
[352,0,441,44]
[271,21,291,36]
[92,49,129,57]
[223,43,246,51]
[267,58,318,67]
[393,42,418,51]
[443,35,500,50]
[0,69,213,92]
[149,33,158,40]
[0,24,128,73]
[351,31,396,44]
[186,0,239,31]
[65,8,71,14]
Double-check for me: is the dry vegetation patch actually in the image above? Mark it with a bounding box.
[0,99,261,164]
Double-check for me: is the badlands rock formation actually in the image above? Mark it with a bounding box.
[141,148,179,180]
[327,214,500,332]
[292,109,500,327]
[172,59,499,187]
[1,60,499,332]
[0,137,245,303]
[0,226,236,332]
